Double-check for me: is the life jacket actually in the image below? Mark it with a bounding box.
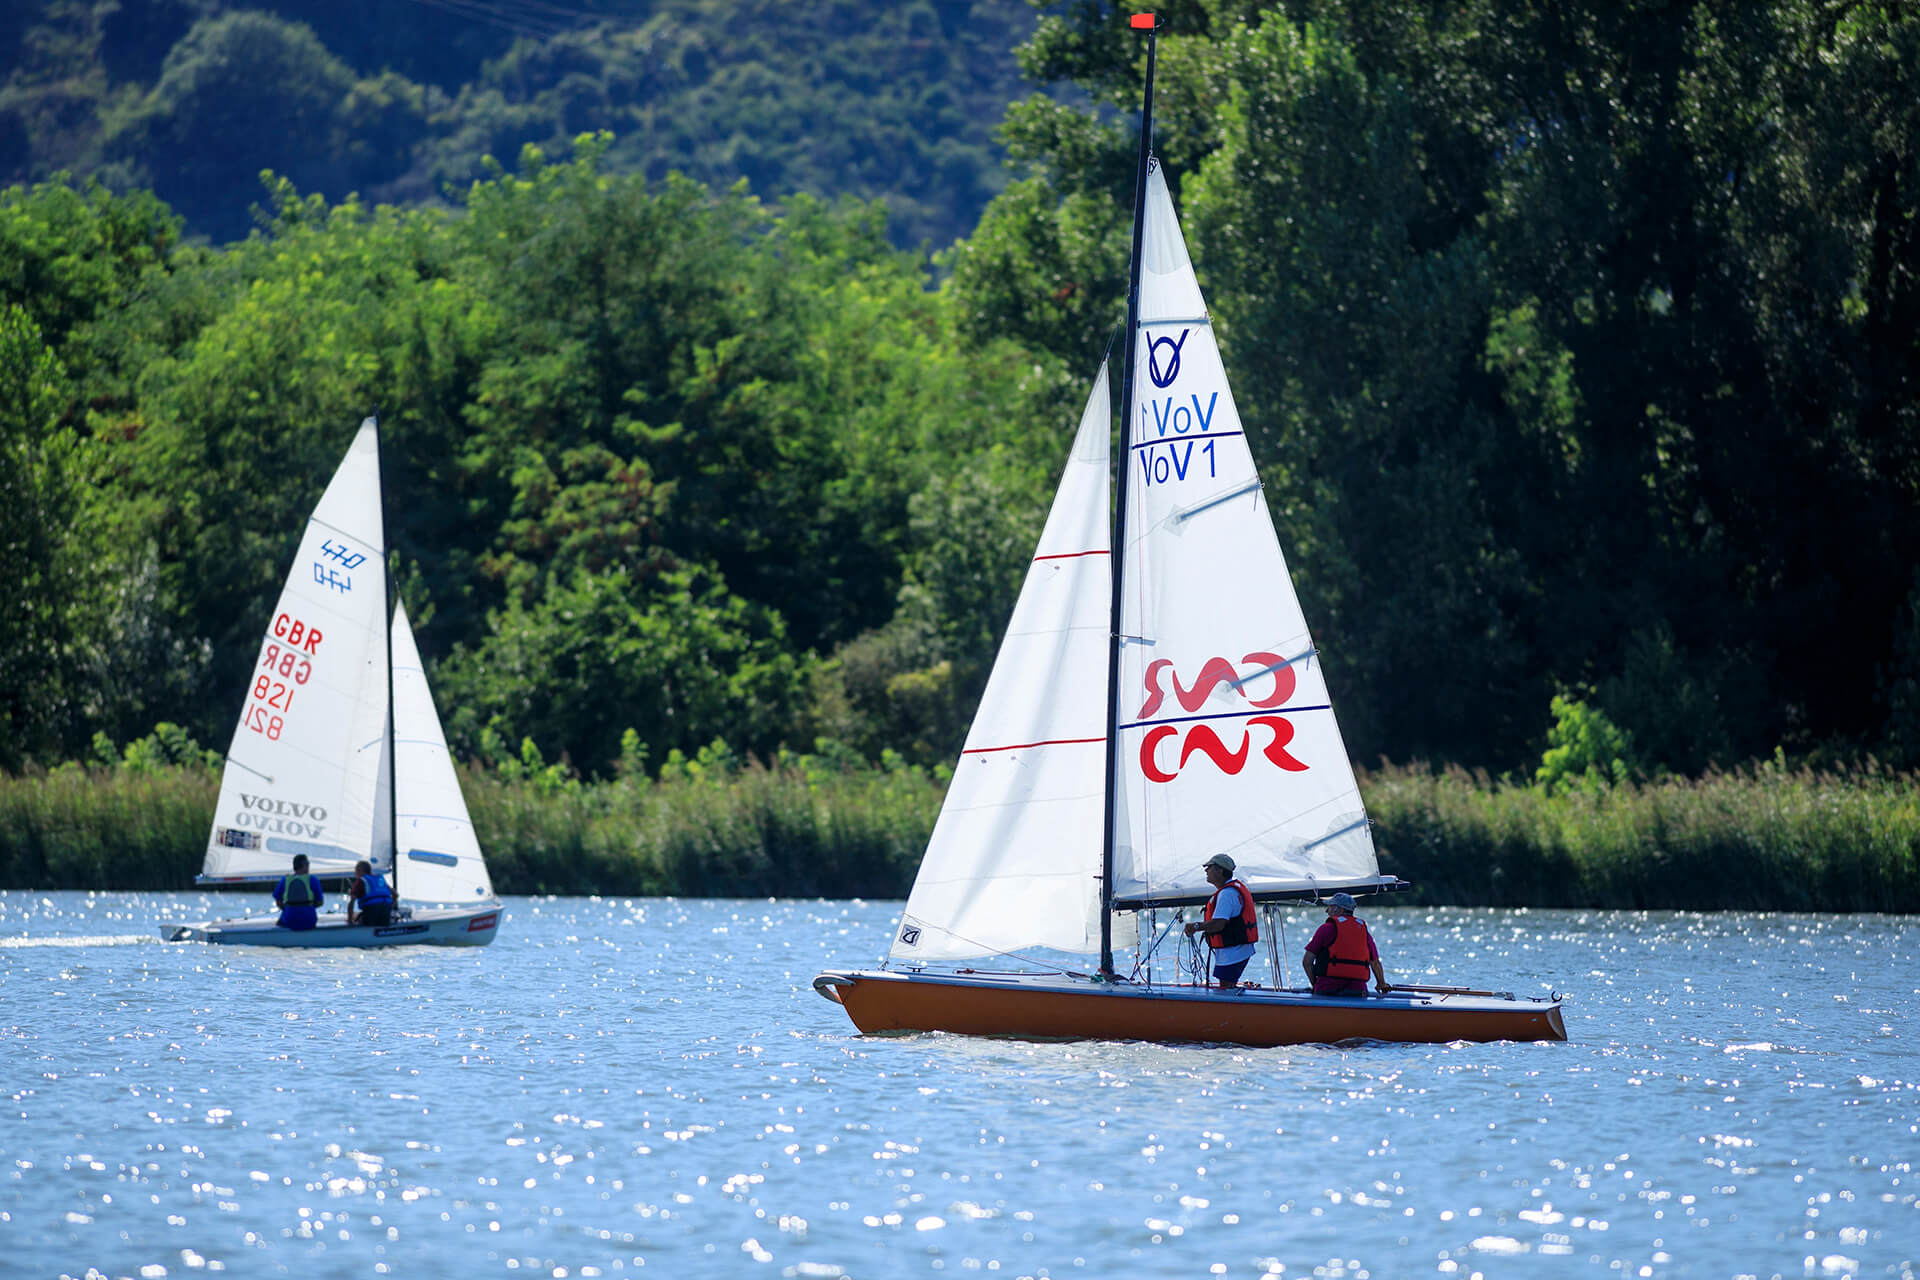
[1203,878,1259,950]
[1322,914,1373,980]
[356,871,392,907]
[280,874,318,908]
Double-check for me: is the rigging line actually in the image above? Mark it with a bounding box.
[400,0,572,40]
[406,0,592,28]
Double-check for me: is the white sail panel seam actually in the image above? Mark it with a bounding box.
[1119,703,1334,732]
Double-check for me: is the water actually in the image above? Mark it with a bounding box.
[2,894,1914,1280]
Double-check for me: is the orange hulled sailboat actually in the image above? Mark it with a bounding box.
[814,13,1564,1046]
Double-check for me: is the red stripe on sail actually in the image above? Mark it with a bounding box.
[962,735,1106,755]
[1033,549,1110,561]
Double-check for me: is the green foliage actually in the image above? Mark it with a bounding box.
[1367,760,1920,913]
[6,754,1913,911]
[437,566,809,778]
[0,749,940,897]
[0,303,101,768]
[964,0,1920,772]
[5,0,1042,249]
[1535,695,1640,795]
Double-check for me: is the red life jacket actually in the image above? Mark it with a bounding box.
[1203,878,1259,949]
[1323,914,1373,980]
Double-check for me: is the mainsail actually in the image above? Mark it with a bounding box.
[1111,165,1379,907]
[890,369,1117,962]
[201,418,392,882]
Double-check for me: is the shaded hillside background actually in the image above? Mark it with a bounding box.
[0,0,1042,248]
[5,0,1920,809]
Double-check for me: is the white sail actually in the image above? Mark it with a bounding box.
[1111,165,1381,906]
[390,601,494,904]
[890,368,1117,962]
[201,418,392,882]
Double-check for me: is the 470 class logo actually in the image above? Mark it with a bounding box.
[1136,652,1309,783]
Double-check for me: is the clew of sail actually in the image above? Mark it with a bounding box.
[201,418,391,883]
[889,368,1119,963]
[390,600,494,904]
[1111,165,1381,908]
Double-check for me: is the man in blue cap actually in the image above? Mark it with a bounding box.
[1302,891,1391,996]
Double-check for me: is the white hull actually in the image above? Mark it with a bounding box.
[160,904,503,948]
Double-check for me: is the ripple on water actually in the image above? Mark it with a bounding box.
[1,894,1916,1278]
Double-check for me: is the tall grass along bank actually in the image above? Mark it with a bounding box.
[2,759,1914,910]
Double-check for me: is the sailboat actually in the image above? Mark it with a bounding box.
[162,418,503,948]
[813,14,1563,1044]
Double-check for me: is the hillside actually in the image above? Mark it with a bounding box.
[0,0,1043,247]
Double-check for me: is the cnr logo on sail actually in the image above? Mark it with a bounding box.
[1133,653,1311,783]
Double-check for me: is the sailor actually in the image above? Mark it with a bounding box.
[272,853,323,931]
[347,859,394,926]
[1303,891,1391,996]
[1183,853,1258,989]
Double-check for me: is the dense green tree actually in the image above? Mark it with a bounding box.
[952,0,1920,773]
[0,305,95,766]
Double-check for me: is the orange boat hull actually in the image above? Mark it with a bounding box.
[815,969,1566,1046]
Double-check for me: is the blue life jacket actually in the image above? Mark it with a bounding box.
[356,871,392,907]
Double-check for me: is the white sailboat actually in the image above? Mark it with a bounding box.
[162,418,503,948]
[814,13,1562,1044]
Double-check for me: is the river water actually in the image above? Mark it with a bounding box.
[1,893,1913,1279]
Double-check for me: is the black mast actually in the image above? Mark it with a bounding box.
[1099,11,1159,979]
[375,415,400,905]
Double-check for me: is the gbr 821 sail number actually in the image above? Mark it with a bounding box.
[246,613,324,741]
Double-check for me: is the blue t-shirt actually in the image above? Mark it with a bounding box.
[274,875,323,930]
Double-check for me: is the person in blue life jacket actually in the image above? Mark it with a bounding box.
[1183,853,1259,988]
[272,854,323,931]
[1302,891,1391,996]
[347,859,393,927]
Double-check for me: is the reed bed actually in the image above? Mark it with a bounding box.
[0,753,941,898]
[1362,760,1920,912]
[2,757,1914,910]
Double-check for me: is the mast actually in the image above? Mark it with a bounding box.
[1099,11,1159,978]
[376,415,400,904]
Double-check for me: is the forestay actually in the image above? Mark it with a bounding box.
[889,369,1120,962]
[390,601,494,904]
[201,418,393,883]
[1111,165,1380,907]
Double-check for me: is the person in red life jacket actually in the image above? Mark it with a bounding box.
[272,853,323,931]
[347,859,394,927]
[1302,891,1390,996]
[1182,853,1259,988]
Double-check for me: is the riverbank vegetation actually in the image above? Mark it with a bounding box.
[4,734,1914,911]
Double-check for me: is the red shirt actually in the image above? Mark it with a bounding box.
[1305,916,1377,994]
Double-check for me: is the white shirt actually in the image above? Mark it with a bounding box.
[1207,885,1256,966]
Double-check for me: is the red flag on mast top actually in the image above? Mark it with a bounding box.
[1130,12,1156,28]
